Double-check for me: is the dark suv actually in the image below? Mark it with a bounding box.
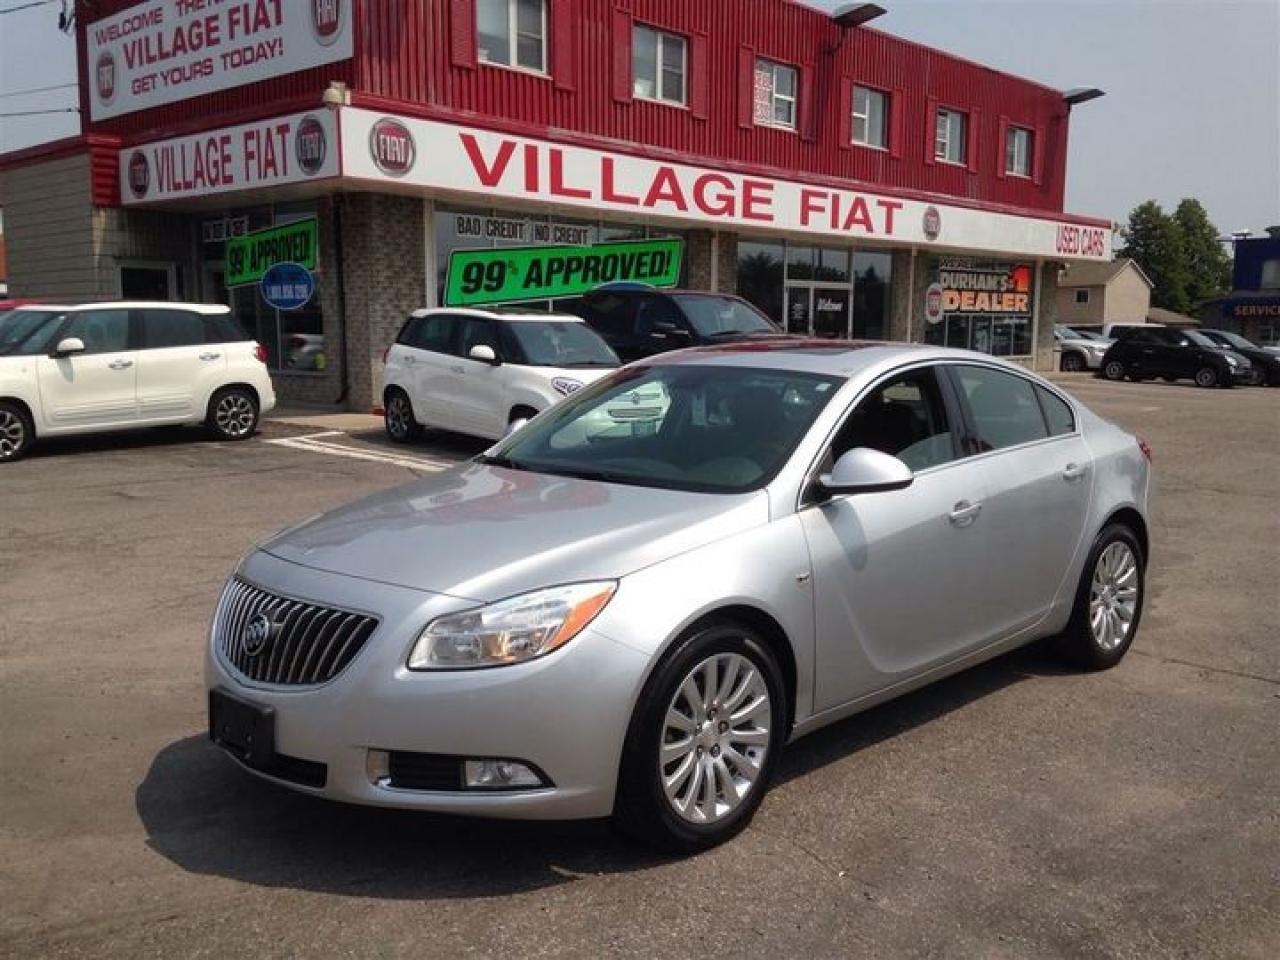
[1198,329,1280,386]
[564,286,786,362]
[1099,326,1252,388]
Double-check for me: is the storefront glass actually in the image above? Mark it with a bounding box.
[923,257,1035,357]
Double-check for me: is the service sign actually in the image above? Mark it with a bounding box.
[226,217,317,286]
[341,110,1113,262]
[120,109,338,204]
[88,0,353,121]
[444,238,684,307]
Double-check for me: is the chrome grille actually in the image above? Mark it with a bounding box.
[214,578,379,686]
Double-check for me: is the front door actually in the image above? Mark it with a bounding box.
[784,285,852,338]
[452,316,508,437]
[35,308,138,431]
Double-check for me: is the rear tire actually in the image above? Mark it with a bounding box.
[1194,366,1219,389]
[205,387,259,441]
[0,401,34,463]
[1060,352,1085,373]
[1058,524,1145,670]
[384,388,423,443]
[1102,360,1127,381]
[613,621,786,853]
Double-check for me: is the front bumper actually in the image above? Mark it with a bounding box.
[204,551,651,819]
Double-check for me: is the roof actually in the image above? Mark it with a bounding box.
[1146,307,1198,326]
[1059,258,1154,290]
[14,301,233,314]
[409,307,585,323]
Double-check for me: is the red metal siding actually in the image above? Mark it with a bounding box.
[78,0,1075,216]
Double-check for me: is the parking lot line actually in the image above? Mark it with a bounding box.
[265,435,455,472]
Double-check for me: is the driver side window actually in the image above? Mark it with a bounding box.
[61,310,131,355]
[828,367,959,472]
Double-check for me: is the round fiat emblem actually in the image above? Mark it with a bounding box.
[922,206,942,242]
[369,118,415,177]
[127,151,150,199]
[312,0,344,45]
[241,613,275,658]
[925,282,945,325]
[96,51,116,105]
[295,115,327,175]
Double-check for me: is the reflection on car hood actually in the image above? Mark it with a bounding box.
[260,463,769,601]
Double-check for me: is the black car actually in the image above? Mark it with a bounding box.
[1099,326,1252,388]
[563,285,786,362]
[1198,329,1280,386]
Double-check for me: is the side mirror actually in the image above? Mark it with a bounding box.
[52,337,86,357]
[818,447,914,496]
[469,344,499,364]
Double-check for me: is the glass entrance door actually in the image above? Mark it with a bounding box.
[784,284,852,338]
[785,286,812,334]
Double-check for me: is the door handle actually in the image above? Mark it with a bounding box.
[107,359,134,370]
[948,500,982,526]
[199,352,221,361]
[1062,463,1087,482]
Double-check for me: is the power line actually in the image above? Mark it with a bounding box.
[0,107,80,117]
[0,0,59,15]
[0,82,78,99]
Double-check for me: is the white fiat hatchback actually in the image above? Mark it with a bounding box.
[0,301,276,462]
[382,308,620,442]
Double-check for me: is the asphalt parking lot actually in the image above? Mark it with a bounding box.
[1,376,1277,959]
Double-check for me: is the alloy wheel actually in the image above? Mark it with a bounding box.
[1088,541,1139,652]
[659,652,771,825]
[1061,353,1084,372]
[1104,361,1126,381]
[386,394,411,440]
[1194,367,1218,388]
[0,408,25,459]
[215,392,256,437]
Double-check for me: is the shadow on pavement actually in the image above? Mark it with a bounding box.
[136,642,1071,898]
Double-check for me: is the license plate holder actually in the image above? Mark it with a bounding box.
[209,688,276,770]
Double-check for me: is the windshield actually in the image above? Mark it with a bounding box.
[505,320,619,368]
[1182,330,1218,348]
[483,364,841,493]
[0,309,64,356]
[1208,330,1254,350]
[672,295,778,338]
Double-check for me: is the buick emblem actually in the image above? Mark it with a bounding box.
[242,613,275,658]
[369,118,415,177]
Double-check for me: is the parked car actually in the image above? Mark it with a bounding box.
[0,301,274,463]
[1099,326,1252,387]
[1197,329,1280,386]
[382,308,620,443]
[564,286,786,361]
[208,342,1151,851]
[1054,324,1113,371]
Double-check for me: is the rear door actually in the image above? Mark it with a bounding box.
[946,363,1093,637]
[34,308,137,431]
[134,308,224,424]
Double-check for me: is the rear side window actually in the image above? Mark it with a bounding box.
[953,365,1049,452]
[404,315,455,354]
[1035,386,1075,436]
[62,310,130,354]
[139,309,207,349]
[207,313,250,343]
[575,295,637,339]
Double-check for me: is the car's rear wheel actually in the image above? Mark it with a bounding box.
[1060,352,1085,373]
[0,401,34,463]
[1244,367,1265,386]
[1058,524,1145,670]
[614,621,785,853]
[384,388,422,443]
[206,387,259,440]
[1194,366,1220,388]
[1102,360,1127,381]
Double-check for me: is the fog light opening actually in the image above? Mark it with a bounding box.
[366,748,391,785]
[464,758,545,790]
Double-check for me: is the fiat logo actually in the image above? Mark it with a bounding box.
[295,115,327,176]
[922,206,942,242]
[127,151,150,198]
[925,282,945,325]
[96,51,116,105]
[312,0,343,45]
[241,613,275,658]
[369,118,415,177]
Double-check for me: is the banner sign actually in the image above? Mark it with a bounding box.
[934,258,1035,317]
[120,109,338,204]
[444,238,684,306]
[87,0,354,121]
[342,109,1113,262]
[226,217,318,287]
[451,214,594,247]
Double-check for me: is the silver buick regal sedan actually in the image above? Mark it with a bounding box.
[207,342,1152,851]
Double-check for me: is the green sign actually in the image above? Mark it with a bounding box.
[444,238,683,306]
[226,218,318,288]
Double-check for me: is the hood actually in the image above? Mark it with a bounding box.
[260,463,769,601]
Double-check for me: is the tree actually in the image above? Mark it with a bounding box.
[1173,199,1233,306]
[1120,201,1192,314]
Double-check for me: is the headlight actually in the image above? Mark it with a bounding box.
[552,377,584,397]
[1225,355,1239,367]
[408,582,617,670]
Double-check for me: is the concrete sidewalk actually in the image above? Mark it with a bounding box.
[265,405,382,433]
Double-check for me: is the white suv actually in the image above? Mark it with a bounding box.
[382,308,620,442]
[0,302,276,463]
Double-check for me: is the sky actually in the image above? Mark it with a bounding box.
[1,0,1277,236]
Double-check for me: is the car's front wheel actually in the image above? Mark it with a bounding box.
[614,620,786,852]
[206,387,259,440]
[1102,360,1127,381]
[0,401,34,463]
[384,388,422,443]
[1060,352,1085,373]
[1058,524,1145,670]
[1194,366,1220,388]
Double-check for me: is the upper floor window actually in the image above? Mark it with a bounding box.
[477,0,547,73]
[935,108,967,165]
[633,25,687,105]
[754,59,797,130]
[1260,258,1280,289]
[852,86,889,149]
[1074,289,1090,305]
[1005,125,1033,177]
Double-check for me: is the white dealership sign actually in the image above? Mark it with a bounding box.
[119,109,338,203]
[342,109,1112,261]
[88,0,353,121]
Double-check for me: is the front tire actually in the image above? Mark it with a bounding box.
[1102,360,1127,381]
[1058,524,1145,670]
[205,387,259,441]
[0,401,34,463]
[1194,366,1220,389]
[384,388,422,443]
[1060,352,1085,373]
[614,621,786,853]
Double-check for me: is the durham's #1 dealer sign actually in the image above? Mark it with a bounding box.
[87,0,353,121]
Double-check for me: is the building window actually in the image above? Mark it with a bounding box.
[477,0,547,73]
[1005,126,1032,177]
[1074,289,1090,305]
[935,108,967,165]
[1260,258,1280,289]
[633,25,686,105]
[754,59,797,129]
[852,86,889,149]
